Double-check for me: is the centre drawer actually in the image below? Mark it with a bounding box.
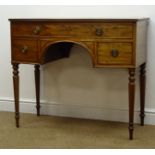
[40,23,134,39]
[97,42,133,65]
[11,22,134,39]
[12,39,38,62]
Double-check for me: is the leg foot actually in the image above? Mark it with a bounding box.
[12,63,20,127]
[128,68,135,140]
[34,65,40,116]
[139,63,146,126]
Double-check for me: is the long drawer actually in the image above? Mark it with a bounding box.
[11,22,134,39]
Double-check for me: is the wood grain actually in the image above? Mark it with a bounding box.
[9,19,148,140]
[12,39,38,62]
[11,22,133,39]
[97,42,133,65]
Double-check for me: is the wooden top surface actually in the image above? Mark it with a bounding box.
[9,18,149,22]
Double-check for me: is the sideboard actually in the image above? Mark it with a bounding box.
[9,18,148,139]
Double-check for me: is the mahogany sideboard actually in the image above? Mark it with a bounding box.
[9,18,148,140]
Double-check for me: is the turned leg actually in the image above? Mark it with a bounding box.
[128,68,136,140]
[139,63,146,126]
[34,65,40,116]
[12,63,20,127]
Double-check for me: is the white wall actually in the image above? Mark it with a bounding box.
[0,5,155,124]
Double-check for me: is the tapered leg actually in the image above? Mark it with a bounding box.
[139,63,146,126]
[12,63,20,127]
[128,68,136,140]
[34,65,40,116]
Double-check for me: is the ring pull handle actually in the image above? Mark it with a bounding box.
[95,28,103,36]
[111,49,119,57]
[33,26,41,35]
[21,45,28,54]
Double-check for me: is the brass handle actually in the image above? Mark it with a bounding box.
[95,28,103,36]
[33,26,41,35]
[21,46,28,54]
[111,49,119,57]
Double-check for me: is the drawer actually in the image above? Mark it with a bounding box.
[97,42,133,65]
[11,22,42,36]
[11,22,134,39]
[41,23,133,38]
[12,39,38,62]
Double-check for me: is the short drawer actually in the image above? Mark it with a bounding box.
[97,42,133,65]
[11,22,42,36]
[11,22,134,39]
[12,39,38,62]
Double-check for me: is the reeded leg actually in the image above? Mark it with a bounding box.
[139,63,146,126]
[12,63,20,128]
[34,65,40,116]
[128,68,136,140]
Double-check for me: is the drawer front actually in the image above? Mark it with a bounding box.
[12,39,38,62]
[97,42,133,65]
[41,23,133,38]
[11,23,42,36]
[12,22,133,39]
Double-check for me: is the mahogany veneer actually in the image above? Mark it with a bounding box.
[9,19,148,140]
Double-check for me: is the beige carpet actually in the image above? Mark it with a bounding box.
[0,111,155,149]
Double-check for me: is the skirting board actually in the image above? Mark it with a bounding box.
[0,97,155,125]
